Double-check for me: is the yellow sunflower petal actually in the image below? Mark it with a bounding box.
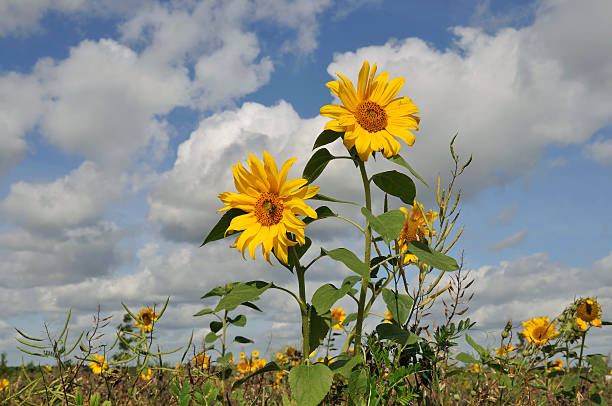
[357,61,370,100]
[326,81,340,96]
[279,178,308,197]
[376,76,405,106]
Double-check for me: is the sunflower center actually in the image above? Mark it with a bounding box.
[533,326,548,340]
[355,101,387,132]
[254,192,284,226]
[142,312,152,325]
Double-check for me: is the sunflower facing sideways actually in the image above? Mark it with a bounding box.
[218,151,320,264]
[320,60,420,161]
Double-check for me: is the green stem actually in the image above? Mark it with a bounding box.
[353,160,372,355]
[577,331,586,385]
[291,246,310,361]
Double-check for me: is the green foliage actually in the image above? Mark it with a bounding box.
[288,364,333,406]
[322,248,370,279]
[381,288,413,325]
[361,208,405,244]
[200,208,246,246]
[302,147,335,184]
[371,170,416,205]
[405,241,459,271]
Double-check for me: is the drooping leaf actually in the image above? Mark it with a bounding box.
[234,336,254,344]
[371,170,416,205]
[361,208,405,244]
[214,282,271,312]
[310,193,358,205]
[229,314,247,327]
[323,248,369,279]
[304,206,336,224]
[406,241,459,271]
[312,129,344,150]
[381,288,413,325]
[239,301,262,312]
[388,154,430,188]
[376,323,419,346]
[302,148,335,184]
[455,352,478,364]
[193,308,214,317]
[201,209,246,247]
[200,286,226,299]
[309,307,331,353]
[289,364,333,406]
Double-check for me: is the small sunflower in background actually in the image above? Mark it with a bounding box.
[331,307,346,330]
[396,199,438,264]
[89,354,108,375]
[135,306,159,332]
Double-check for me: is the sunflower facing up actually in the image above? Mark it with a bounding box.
[522,316,559,346]
[218,151,319,265]
[320,60,420,161]
[396,199,438,264]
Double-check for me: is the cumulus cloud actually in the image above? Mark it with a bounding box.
[487,229,528,251]
[583,137,612,166]
[325,0,612,199]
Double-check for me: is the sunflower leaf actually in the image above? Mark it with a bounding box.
[381,288,413,325]
[310,193,358,205]
[312,129,344,150]
[371,170,416,205]
[304,206,336,224]
[201,209,246,247]
[322,248,370,280]
[289,364,333,406]
[375,323,419,346]
[361,208,405,244]
[303,148,335,184]
[388,154,430,189]
[234,336,254,344]
[405,241,459,271]
[465,334,488,359]
[214,282,271,312]
[455,352,478,364]
[309,307,331,353]
[311,278,358,316]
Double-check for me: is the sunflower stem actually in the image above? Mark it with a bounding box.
[353,160,372,355]
[291,246,310,362]
[577,331,586,385]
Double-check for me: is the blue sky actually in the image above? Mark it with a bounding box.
[0,0,611,364]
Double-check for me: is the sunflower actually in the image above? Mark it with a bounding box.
[495,344,514,357]
[89,354,108,375]
[218,151,319,265]
[521,316,559,345]
[135,307,159,332]
[193,353,209,369]
[331,307,346,330]
[141,368,152,381]
[320,60,420,161]
[0,378,9,392]
[396,199,438,264]
[383,309,393,324]
[252,350,259,358]
[576,298,601,323]
[552,360,563,371]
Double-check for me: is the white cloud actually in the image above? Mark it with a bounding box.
[0,0,85,36]
[486,229,528,251]
[325,0,612,198]
[583,137,612,166]
[0,72,44,175]
[0,222,126,288]
[1,161,126,232]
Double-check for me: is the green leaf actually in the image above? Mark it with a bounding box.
[232,361,282,388]
[465,334,488,359]
[587,354,608,376]
[289,364,333,406]
[361,208,405,244]
[302,148,335,184]
[240,301,262,312]
[388,154,430,188]
[456,352,478,364]
[215,282,271,312]
[313,129,343,150]
[371,170,416,205]
[209,321,223,333]
[348,369,369,399]
[304,206,336,224]
[234,336,254,344]
[310,193,357,205]
[229,314,247,327]
[406,241,459,271]
[205,332,219,343]
[343,312,358,325]
[381,288,413,325]
[329,353,363,378]
[309,307,331,353]
[376,323,419,346]
[201,209,246,247]
[201,286,226,299]
[323,248,369,279]
[193,308,214,317]
[311,277,359,315]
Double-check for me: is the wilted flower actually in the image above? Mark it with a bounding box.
[396,200,438,264]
